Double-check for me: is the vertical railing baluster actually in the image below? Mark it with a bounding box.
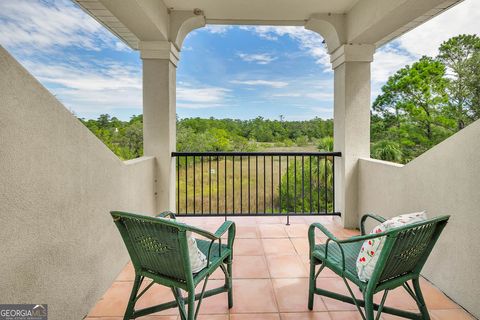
[232,156,235,214]
[294,156,297,213]
[193,156,196,214]
[317,156,320,214]
[177,156,180,214]
[185,156,188,214]
[217,156,219,214]
[324,155,328,214]
[332,156,335,214]
[225,155,227,213]
[263,155,266,213]
[286,156,289,213]
[255,156,258,214]
[271,156,274,213]
[240,156,243,214]
[279,156,282,213]
[201,156,204,214]
[248,156,251,214]
[209,156,212,214]
[309,155,312,213]
[301,155,305,213]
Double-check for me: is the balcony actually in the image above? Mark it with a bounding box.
[86,216,472,320]
[2,0,480,319]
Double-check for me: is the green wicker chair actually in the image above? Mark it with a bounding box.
[308,214,450,320]
[110,211,236,320]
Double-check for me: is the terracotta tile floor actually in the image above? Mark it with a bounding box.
[86,216,474,320]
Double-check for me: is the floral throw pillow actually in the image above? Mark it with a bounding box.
[356,211,427,282]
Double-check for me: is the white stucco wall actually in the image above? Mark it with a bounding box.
[0,46,156,319]
[358,119,480,318]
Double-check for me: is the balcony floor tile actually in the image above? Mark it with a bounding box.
[87,217,470,320]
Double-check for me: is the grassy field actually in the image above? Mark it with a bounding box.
[175,146,334,214]
[176,156,285,214]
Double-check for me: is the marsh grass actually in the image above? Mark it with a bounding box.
[176,155,334,215]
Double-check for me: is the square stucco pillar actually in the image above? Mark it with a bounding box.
[331,44,375,228]
[141,41,179,213]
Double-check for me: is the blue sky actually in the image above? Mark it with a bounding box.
[0,0,479,121]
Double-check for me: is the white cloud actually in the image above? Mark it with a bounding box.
[372,45,416,84]
[176,103,228,109]
[240,26,330,71]
[396,0,480,58]
[204,25,233,34]
[230,80,289,88]
[271,93,302,98]
[237,53,277,64]
[21,59,142,114]
[284,106,333,120]
[306,92,333,101]
[271,90,332,101]
[177,85,231,109]
[371,0,480,99]
[0,0,125,53]
[271,91,332,102]
[30,63,141,91]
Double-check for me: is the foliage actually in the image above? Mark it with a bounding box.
[371,35,480,163]
[295,135,309,147]
[437,34,480,128]
[80,115,333,160]
[371,140,403,163]
[79,35,480,167]
[79,114,143,160]
[372,56,455,162]
[317,136,334,152]
[279,157,333,213]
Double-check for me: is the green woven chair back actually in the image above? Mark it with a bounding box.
[378,216,449,284]
[111,211,188,282]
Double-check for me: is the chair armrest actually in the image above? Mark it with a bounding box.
[188,221,236,266]
[214,221,236,249]
[156,211,176,219]
[309,223,340,243]
[309,222,390,273]
[360,213,386,235]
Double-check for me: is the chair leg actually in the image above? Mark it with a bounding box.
[227,261,233,308]
[187,290,196,320]
[308,260,315,310]
[412,278,431,320]
[123,275,142,320]
[364,291,375,320]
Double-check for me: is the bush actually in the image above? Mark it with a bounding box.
[371,140,403,163]
[295,135,309,147]
[279,157,333,213]
[317,136,334,152]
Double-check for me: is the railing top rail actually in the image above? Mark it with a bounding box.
[172,151,342,157]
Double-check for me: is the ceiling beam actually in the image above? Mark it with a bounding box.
[346,0,463,47]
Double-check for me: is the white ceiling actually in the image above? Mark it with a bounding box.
[163,0,360,22]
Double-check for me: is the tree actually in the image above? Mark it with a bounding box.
[280,157,333,213]
[317,136,334,152]
[372,56,455,161]
[437,34,480,128]
[371,140,403,163]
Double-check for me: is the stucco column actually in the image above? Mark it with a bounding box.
[141,41,179,213]
[331,44,375,228]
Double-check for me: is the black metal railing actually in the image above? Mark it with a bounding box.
[172,151,341,220]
